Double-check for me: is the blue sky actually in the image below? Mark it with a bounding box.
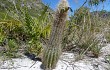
[42,0,110,14]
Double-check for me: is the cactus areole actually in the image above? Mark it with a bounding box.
[42,0,69,70]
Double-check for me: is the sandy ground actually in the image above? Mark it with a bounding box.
[0,44,110,70]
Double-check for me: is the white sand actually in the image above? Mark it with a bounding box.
[0,44,110,70]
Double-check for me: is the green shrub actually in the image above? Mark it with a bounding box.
[63,7,103,58]
[0,31,6,45]
[24,6,51,55]
[0,4,52,57]
[1,39,19,58]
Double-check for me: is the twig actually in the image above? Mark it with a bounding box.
[30,61,38,68]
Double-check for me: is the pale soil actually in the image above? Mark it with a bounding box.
[0,44,110,70]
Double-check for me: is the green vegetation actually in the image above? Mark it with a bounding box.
[0,0,52,58]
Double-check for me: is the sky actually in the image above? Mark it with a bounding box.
[42,0,110,15]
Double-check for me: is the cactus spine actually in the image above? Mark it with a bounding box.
[42,0,69,70]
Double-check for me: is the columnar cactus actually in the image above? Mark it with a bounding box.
[42,0,69,70]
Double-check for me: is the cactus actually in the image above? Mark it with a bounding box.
[42,0,69,70]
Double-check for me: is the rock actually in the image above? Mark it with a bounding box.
[100,44,110,56]
[24,52,42,62]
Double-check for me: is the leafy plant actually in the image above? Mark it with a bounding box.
[24,5,51,55]
[2,39,19,58]
[0,31,6,46]
[89,0,106,6]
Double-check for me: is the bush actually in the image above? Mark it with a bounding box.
[0,39,19,58]
[0,4,52,58]
[63,7,104,58]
